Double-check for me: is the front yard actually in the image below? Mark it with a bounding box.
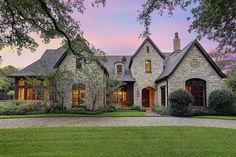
[194,115,236,120]
[0,126,235,157]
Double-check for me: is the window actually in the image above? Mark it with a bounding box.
[147,46,149,53]
[117,64,123,75]
[27,88,34,100]
[76,58,82,69]
[111,91,127,104]
[161,86,166,106]
[18,79,25,100]
[145,60,152,73]
[72,83,86,107]
[185,79,206,106]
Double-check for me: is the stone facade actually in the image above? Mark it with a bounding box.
[131,40,164,107]
[168,45,223,106]
[59,52,106,110]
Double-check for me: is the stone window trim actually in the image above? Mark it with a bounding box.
[114,63,125,76]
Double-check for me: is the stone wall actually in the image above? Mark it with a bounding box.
[131,41,164,107]
[168,45,223,106]
[59,52,106,110]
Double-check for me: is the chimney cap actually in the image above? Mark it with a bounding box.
[175,32,179,38]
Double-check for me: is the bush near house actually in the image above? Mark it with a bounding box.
[168,89,193,116]
[0,101,48,115]
[209,90,236,115]
[152,105,168,115]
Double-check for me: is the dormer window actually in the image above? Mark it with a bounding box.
[76,58,82,69]
[145,60,152,73]
[117,64,123,75]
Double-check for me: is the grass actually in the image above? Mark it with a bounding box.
[0,111,147,119]
[0,126,235,157]
[194,115,236,120]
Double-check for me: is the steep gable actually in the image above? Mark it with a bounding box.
[129,37,165,68]
[156,40,226,82]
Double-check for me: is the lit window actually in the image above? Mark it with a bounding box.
[27,88,34,100]
[117,65,123,75]
[145,60,152,73]
[111,91,127,104]
[72,83,86,107]
[76,58,82,69]
[18,79,25,100]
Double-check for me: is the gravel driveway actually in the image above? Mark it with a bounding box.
[0,117,236,129]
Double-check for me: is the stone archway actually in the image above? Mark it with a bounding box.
[142,87,155,108]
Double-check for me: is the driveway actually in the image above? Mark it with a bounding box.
[0,117,236,129]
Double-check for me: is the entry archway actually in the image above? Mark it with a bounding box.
[142,87,156,108]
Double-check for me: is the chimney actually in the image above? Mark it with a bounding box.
[173,32,180,52]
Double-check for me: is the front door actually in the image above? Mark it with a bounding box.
[142,88,149,107]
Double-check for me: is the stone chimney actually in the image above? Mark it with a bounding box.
[173,32,180,52]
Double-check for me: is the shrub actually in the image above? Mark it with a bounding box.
[168,89,193,116]
[131,105,146,112]
[0,101,47,115]
[152,105,168,115]
[209,90,236,115]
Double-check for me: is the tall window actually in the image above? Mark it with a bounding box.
[185,79,206,106]
[72,83,86,107]
[145,60,152,73]
[117,64,123,75]
[161,86,166,106]
[18,79,25,100]
[76,58,82,69]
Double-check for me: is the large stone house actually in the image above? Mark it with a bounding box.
[10,33,226,110]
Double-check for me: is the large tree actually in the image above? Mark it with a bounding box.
[0,0,106,62]
[138,0,236,53]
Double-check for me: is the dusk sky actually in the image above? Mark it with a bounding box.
[0,0,219,68]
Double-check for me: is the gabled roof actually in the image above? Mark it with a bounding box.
[156,40,226,82]
[10,47,66,77]
[129,37,165,68]
[102,55,135,82]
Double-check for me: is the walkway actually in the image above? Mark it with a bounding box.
[0,117,235,129]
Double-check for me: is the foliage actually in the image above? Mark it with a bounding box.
[0,101,47,115]
[209,90,236,115]
[225,68,236,94]
[152,105,168,115]
[0,65,18,92]
[168,89,193,116]
[0,0,106,61]
[138,0,236,53]
[209,50,236,72]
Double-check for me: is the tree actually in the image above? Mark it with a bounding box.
[138,0,236,53]
[209,50,236,72]
[0,0,106,62]
[0,65,18,92]
[225,67,236,94]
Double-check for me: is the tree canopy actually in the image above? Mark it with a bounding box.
[138,0,236,53]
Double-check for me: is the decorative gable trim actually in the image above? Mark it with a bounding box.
[129,37,165,68]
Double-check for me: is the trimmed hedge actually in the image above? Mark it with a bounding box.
[168,89,193,116]
[209,90,236,115]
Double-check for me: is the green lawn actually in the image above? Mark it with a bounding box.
[194,115,236,120]
[0,126,235,157]
[0,111,146,119]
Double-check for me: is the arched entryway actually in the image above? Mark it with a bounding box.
[142,87,155,108]
[185,78,206,106]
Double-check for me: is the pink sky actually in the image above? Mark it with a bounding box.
[0,0,219,68]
